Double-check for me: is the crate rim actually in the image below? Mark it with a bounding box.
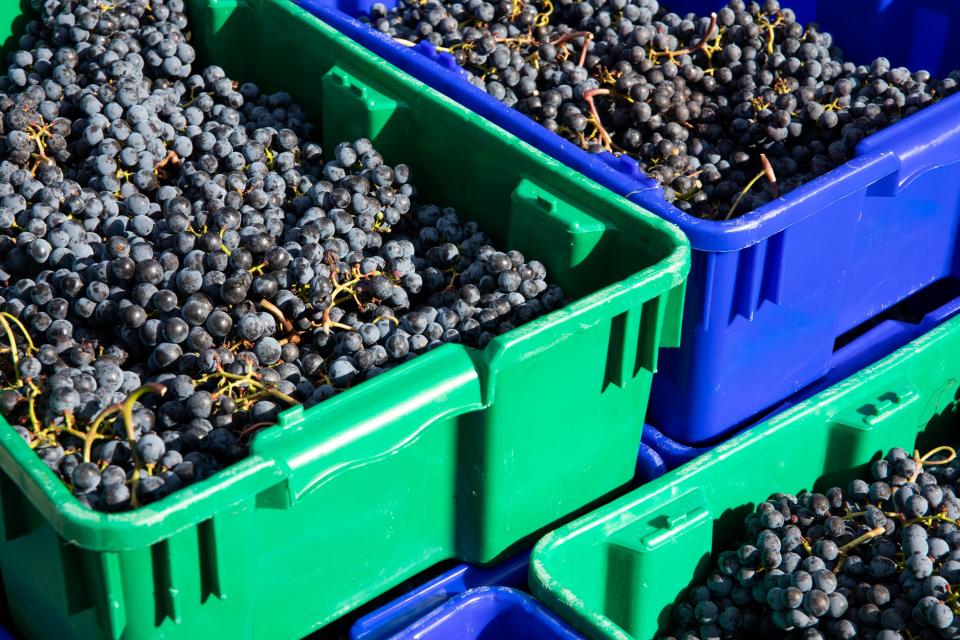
[0,0,691,553]
[395,586,580,639]
[1,247,687,551]
[294,0,960,253]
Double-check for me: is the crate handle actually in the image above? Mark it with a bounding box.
[407,39,468,75]
[596,152,661,190]
[856,390,920,428]
[599,487,712,635]
[860,94,960,196]
[832,384,923,434]
[251,346,484,506]
[601,488,712,554]
[820,384,927,482]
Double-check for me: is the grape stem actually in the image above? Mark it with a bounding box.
[756,10,785,55]
[648,12,718,63]
[260,299,300,344]
[25,119,55,175]
[582,88,613,151]
[313,254,388,334]
[154,150,180,172]
[549,31,593,67]
[534,0,553,28]
[209,369,298,407]
[0,311,36,388]
[238,421,274,443]
[78,384,165,506]
[0,315,23,387]
[838,526,885,553]
[82,405,119,464]
[25,380,42,434]
[724,169,766,220]
[833,525,886,573]
[723,154,779,219]
[760,153,779,199]
[120,383,167,506]
[394,37,454,54]
[901,446,958,487]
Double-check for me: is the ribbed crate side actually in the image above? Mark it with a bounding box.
[650,194,865,444]
[462,316,650,561]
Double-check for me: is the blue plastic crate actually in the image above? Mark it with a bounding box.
[643,275,960,471]
[350,554,529,640]
[390,587,581,639]
[296,0,960,445]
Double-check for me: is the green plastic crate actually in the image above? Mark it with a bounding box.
[530,311,960,640]
[0,1,690,638]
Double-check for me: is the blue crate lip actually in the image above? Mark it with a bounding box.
[635,441,667,483]
[392,587,582,639]
[295,0,960,252]
[350,553,529,640]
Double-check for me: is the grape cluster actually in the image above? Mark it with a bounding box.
[0,0,564,511]
[368,0,960,218]
[661,446,960,639]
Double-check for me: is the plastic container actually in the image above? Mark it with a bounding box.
[350,553,529,640]
[530,311,960,639]
[296,0,960,445]
[644,277,960,469]
[0,2,690,639]
[392,587,581,640]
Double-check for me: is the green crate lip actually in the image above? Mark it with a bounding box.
[529,314,959,640]
[0,0,689,553]
[0,250,685,552]
[0,271,672,550]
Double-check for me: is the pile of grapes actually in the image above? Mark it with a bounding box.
[369,0,960,218]
[662,446,960,639]
[0,0,565,511]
